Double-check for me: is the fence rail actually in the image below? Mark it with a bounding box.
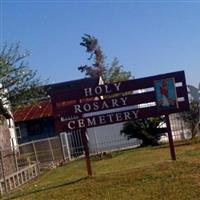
[0,163,39,195]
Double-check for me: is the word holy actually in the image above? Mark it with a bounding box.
[64,109,139,130]
[74,97,128,114]
[84,82,121,97]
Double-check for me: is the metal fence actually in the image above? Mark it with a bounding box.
[18,137,64,169]
[160,113,191,142]
[60,128,142,159]
[17,114,194,164]
[0,145,40,195]
[0,137,64,195]
[0,113,195,195]
[0,163,39,195]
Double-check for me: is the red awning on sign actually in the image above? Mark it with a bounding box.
[13,100,53,122]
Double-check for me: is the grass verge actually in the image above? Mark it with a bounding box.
[3,141,200,200]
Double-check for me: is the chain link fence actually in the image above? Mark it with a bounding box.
[18,137,64,169]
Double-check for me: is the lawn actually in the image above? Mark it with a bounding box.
[3,141,200,200]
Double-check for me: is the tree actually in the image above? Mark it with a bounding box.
[179,100,199,139]
[104,57,132,83]
[121,117,166,146]
[188,84,200,102]
[180,84,200,139]
[78,34,105,78]
[0,43,46,117]
[78,34,132,83]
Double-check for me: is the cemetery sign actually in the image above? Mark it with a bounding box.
[50,71,189,133]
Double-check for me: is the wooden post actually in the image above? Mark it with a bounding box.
[0,150,8,193]
[32,141,40,173]
[81,129,92,176]
[11,138,18,172]
[165,115,176,161]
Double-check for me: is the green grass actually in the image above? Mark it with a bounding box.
[3,141,200,200]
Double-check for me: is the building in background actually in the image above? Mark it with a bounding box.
[13,77,100,144]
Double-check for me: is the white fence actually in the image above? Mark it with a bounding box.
[0,163,39,195]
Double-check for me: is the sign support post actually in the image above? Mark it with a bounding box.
[81,128,92,176]
[165,114,176,161]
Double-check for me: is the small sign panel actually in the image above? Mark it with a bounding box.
[154,78,178,110]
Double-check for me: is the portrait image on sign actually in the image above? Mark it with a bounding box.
[154,78,178,110]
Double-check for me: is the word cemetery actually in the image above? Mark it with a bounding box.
[61,109,139,130]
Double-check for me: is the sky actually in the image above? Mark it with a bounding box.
[1,0,200,86]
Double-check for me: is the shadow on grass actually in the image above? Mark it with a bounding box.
[4,176,88,200]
